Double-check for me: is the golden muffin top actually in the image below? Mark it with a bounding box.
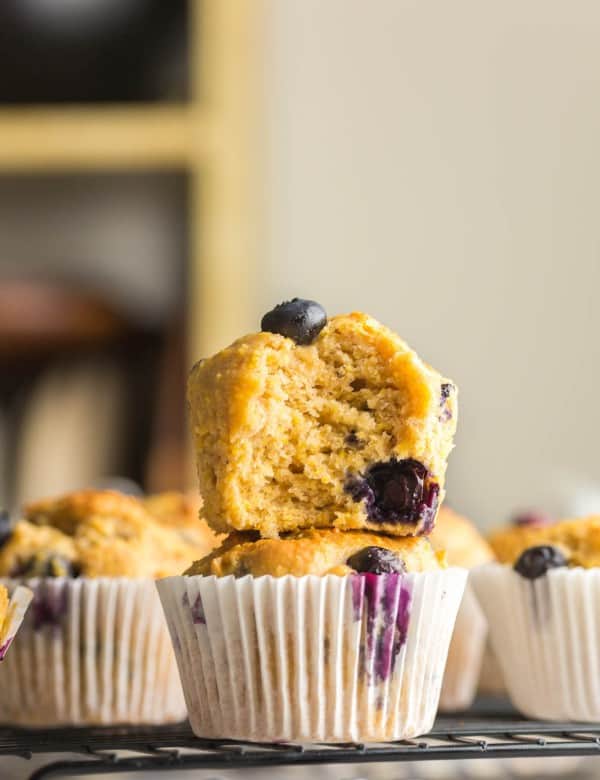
[184,528,446,578]
[188,304,457,539]
[429,505,494,568]
[489,515,600,569]
[0,489,219,579]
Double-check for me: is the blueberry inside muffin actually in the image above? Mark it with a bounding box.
[188,307,457,538]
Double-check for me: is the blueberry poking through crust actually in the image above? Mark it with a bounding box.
[345,458,440,532]
[440,383,453,404]
[514,545,567,580]
[261,298,327,345]
[0,510,12,548]
[347,546,406,574]
[512,510,552,529]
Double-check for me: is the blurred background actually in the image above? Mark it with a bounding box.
[1,0,599,531]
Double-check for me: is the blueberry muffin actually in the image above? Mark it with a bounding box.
[188,301,457,538]
[160,531,465,741]
[185,528,445,578]
[429,506,493,711]
[0,489,216,579]
[473,514,600,721]
[0,490,220,726]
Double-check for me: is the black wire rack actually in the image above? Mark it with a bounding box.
[2,701,600,779]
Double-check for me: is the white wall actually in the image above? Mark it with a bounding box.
[261,0,600,528]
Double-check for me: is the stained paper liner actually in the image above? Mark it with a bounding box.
[438,583,487,712]
[157,569,467,742]
[472,563,600,721]
[0,586,33,660]
[0,578,187,726]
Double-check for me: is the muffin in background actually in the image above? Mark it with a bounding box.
[473,514,600,721]
[0,489,218,726]
[429,506,494,711]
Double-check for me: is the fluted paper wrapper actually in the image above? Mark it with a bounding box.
[0,586,33,660]
[0,578,186,726]
[438,584,487,712]
[158,569,466,742]
[472,563,600,721]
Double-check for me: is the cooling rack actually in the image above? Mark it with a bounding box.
[2,701,600,779]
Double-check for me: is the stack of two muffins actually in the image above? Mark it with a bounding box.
[158,300,468,742]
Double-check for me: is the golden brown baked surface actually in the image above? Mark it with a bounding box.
[489,515,600,568]
[429,506,494,568]
[184,528,446,578]
[0,585,8,635]
[0,490,219,579]
[188,312,457,538]
[142,491,222,550]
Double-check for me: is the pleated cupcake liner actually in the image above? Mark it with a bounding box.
[472,563,600,721]
[0,586,33,660]
[438,583,487,712]
[0,578,187,726]
[157,569,467,742]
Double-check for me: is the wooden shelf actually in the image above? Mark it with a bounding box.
[0,104,208,171]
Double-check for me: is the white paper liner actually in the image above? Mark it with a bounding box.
[0,586,33,660]
[438,583,487,712]
[477,639,508,697]
[158,569,467,742]
[472,563,600,721]
[0,578,187,726]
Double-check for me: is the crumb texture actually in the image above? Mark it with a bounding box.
[188,312,457,537]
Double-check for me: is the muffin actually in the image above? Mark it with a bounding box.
[188,306,457,538]
[0,583,32,660]
[0,489,218,726]
[429,506,494,711]
[159,529,466,742]
[472,514,600,721]
[160,299,466,742]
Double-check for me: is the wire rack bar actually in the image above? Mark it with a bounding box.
[2,705,600,779]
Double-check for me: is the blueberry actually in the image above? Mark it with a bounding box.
[345,458,439,531]
[345,431,363,448]
[514,545,567,580]
[347,546,406,574]
[261,298,327,345]
[512,510,552,528]
[0,510,12,548]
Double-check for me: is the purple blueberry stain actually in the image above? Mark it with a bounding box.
[32,582,68,632]
[0,636,12,660]
[439,383,454,422]
[345,458,439,533]
[182,591,206,625]
[350,573,412,684]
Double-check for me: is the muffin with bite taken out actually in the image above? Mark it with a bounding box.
[159,298,467,742]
